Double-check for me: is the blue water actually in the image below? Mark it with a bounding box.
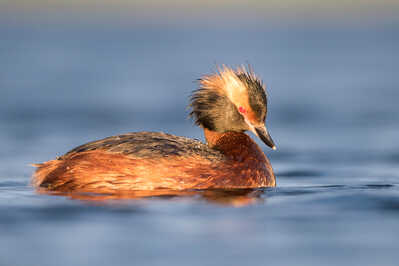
[1,21,399,266]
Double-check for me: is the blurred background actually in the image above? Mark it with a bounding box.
[0,1,398,266]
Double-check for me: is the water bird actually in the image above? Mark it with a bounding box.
[32,66,276,193]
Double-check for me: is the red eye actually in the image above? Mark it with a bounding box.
[238,106,246,114]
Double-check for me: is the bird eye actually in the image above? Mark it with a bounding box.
[238,106,247,114]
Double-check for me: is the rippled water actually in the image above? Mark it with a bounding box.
[1,21,398,266]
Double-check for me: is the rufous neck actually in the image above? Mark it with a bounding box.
[203,128,267,163]
[204,128,224,148]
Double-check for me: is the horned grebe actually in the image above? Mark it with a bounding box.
[32,66,276,193]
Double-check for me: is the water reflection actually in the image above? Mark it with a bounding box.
[36,188,266,207]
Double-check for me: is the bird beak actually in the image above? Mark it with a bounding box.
[254,126,276,150]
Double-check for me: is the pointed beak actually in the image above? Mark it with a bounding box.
[254,126,276,150]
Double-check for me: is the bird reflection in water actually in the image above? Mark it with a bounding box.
[36,188,267,207]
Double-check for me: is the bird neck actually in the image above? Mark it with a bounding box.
[204,128,224,148]
[203,128,267,163]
